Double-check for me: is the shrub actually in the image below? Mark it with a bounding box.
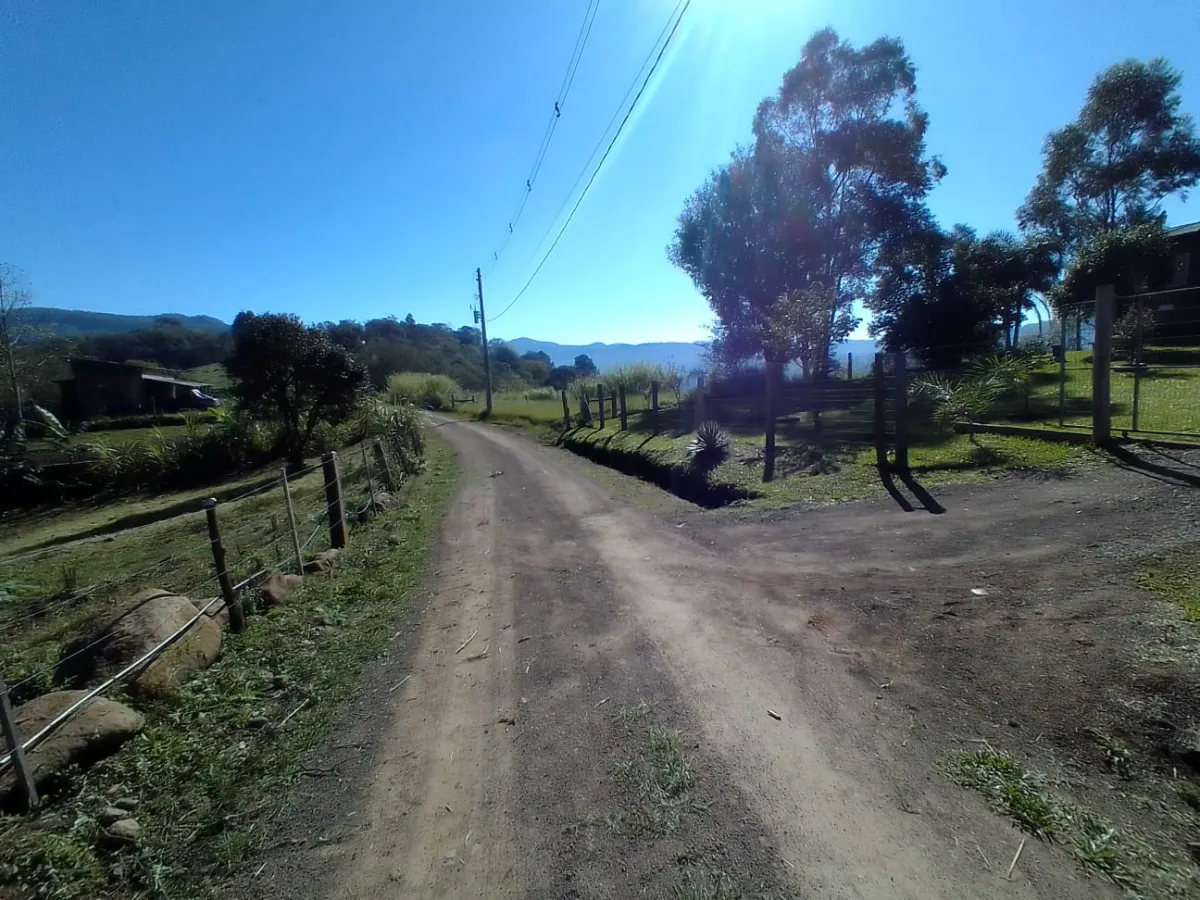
[687,421,731,472]
[76,413,188,432]
[82,410,281,491]
[523,387,558,401]
[362,399,427,475]
[1113,307,1157,360]
[386,373,461,411]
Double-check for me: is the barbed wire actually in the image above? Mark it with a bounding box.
[0,567,274,775]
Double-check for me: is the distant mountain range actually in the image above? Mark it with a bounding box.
[509,337,881,372]
[24,307,229,336]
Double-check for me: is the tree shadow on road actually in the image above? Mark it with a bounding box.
[879,467,946,514]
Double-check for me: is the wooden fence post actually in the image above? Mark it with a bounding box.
[610,391,617,420]
[694,374,706,428]
[373,439,396,491]
[1093,284,1115,445]
[1132,297,1144,433]
[847,353,853,380]
[597,383,605,428]
[580,391,591,426]
[618,384,628,431]
[890,352,909,473]
[280,468,304,576]
[1058,317,1068,428]
[561,389,571,427]
[322,452,348,549]
[873,353,888,470]
[203,499,245,633]
[651,380,660,435]
[0,674,37,810]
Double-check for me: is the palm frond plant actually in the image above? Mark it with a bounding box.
[910,372,1006,443]
[687,421,731,472]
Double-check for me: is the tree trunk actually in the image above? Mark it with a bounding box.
[763,362,777,483]
[5,349,23,426]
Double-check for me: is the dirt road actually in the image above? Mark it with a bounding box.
[253,421,1200,899]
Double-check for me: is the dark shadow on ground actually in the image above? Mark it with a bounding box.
[898,470,946,514]
[1105,444,1200,489]
[880,467,946,514]
[1143,444,1200,471]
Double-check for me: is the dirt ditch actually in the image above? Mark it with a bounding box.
[557,428,757,509]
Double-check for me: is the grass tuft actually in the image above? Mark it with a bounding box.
[947,747,1199,896]
[1134,543,1200,622]
[670,867,752,900]
[608,723,705,838]
[615,699,651,726]
[1085,728,1134,780]
[1179,780,1200,814]
[947,748,1061,837]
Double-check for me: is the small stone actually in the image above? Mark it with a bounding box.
[106,818,141,844]
[272,674,293,691]
[113,797,139,811]
[98,807,131,826]
[247,716,270,730]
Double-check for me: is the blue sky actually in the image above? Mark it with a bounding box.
[3,0,1200,345]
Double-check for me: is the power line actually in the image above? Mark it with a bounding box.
[488,0,601,270]
[491,0,692,323]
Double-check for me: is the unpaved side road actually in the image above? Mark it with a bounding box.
[252,420,1117,899]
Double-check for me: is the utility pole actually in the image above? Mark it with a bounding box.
[476,267,493,415]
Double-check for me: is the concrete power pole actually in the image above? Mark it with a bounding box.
[476,267,493,415]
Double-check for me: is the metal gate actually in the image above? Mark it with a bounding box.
[1048,290,1200,442]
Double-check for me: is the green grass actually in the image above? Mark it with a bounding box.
[455,383,1087,512]
[557,419,1084,510]
[947,747,1199,897]
[27,424,194,453]
[0,448,379,705]
[1133,544,1200,622]
[0,437,458,899]
[181,363,232,393]
[994,348,1200,437]
[454,388,661,431]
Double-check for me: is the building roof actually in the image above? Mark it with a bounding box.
[1166,221,1200,238]
[66,356,146,370]
[140,372,210,389]
[64,357,210,388]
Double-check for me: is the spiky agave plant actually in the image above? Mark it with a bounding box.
[687,421,731,472]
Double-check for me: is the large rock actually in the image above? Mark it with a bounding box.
[56,588,223,697]
[372,491,400,510]
[303,548,341,574]
[259,571,303,608]
[0,691,143,808]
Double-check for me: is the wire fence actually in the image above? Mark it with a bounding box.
[0,440,406,807]
[972,291,1200,441]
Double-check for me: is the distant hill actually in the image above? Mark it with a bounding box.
[22,306,880,371]
[508,337,880,372]
[23,307,229,337]
[508,338,708,371]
